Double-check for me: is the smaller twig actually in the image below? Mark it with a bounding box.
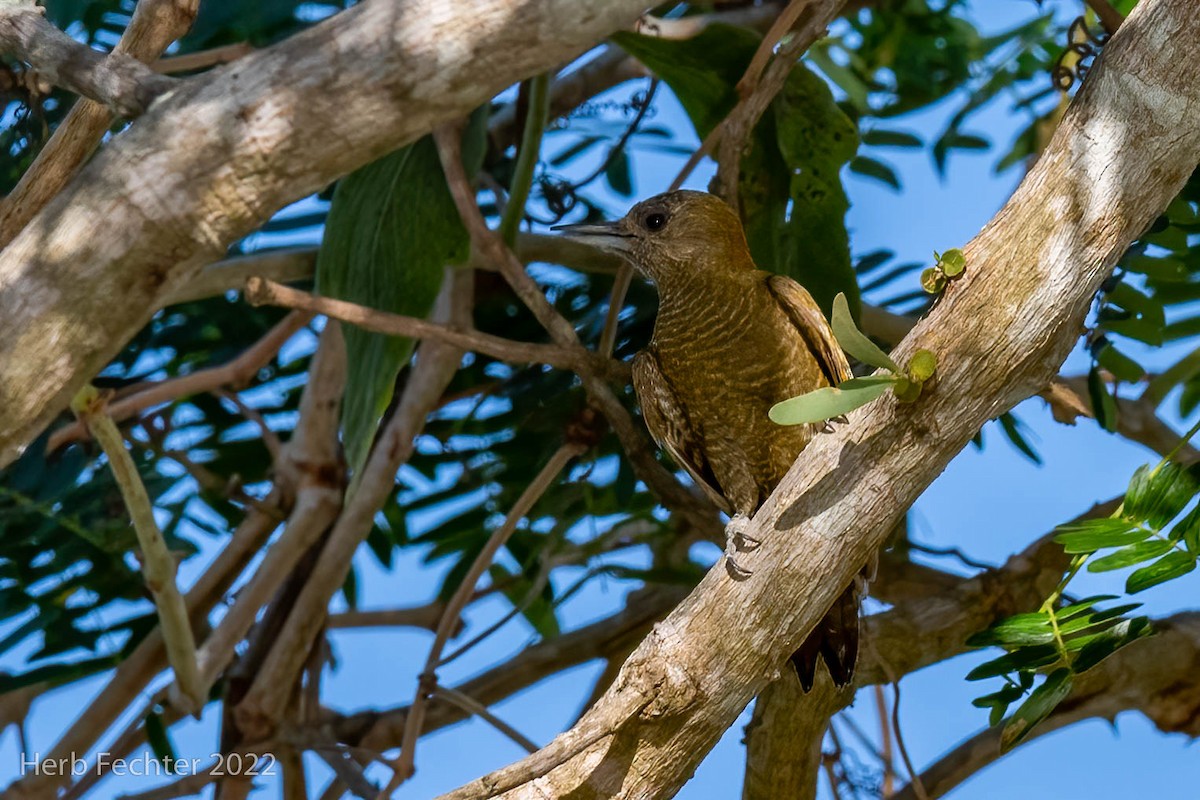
[245,278,628,383]
[70,385,204,714]
[737,0,814,99]
[154,41,253,73]
[47,310,312,452]
[1084,0,1125,35]
[434,685,539,753]
[886,673,928,800]
[0,7,177,116]
[904,541,992,571]
[217,389,283,460]
[385,441,583,793]
[874,685,896,796]
[327,605,446,631]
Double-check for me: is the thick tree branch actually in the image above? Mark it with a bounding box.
[0,6,177,116]
[434,1,1200,796]
[0,0,198,248]
[0,0,656,470]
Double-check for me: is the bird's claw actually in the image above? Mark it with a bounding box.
[819,414,849,434]
[724,513,761,580]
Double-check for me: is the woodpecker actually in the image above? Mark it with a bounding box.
[556,189,862,690]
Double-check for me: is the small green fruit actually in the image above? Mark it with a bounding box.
[908,349,938,383]
[939,248,966,278]
[921,267,947,294]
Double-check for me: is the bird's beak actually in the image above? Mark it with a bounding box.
[551,220,633,255]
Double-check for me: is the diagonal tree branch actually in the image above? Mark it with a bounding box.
[0,0,657,471]
[0,0,197,249]
[432,1,1200,796]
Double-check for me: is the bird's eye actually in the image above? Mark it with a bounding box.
[644,212,667,232]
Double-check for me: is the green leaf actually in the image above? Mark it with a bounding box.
[1124,462,1200,528]
[1086,540,1175,573]
[1171,504,1200,553]
[861,129,923,148]
[972,683,1026,728]
[316,136,467,478]
[1071,617,1152,673]
[831,293,900,372]
[966,611,1053,647]
[769,376,897,426]
[1126,551,1196,593]
[849,155,901,190]
[145,710,179,770]
[965,645,1060,681]
[1001,668,1073,751]
[1095,343,1145,384]
[1052,519,1147,553]
[604,148,634,196]
[1088,365,1118,432]
[767,63,861,316]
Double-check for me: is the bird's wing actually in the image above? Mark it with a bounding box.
[631,348,732,515]
[766,275,853,386]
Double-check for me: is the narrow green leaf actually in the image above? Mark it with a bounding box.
[849,155,901,190]
[1095,343,1145,384]
[1088,365,1118,433]
[965,645,1059,681]
[1086,540,1175,572]
[1001,668,1073,751]
[1052,518,1136,535]
[316,136,467,478]
[1173,504,1200,553]
[1071,618,1152,673]
[831,293,900,372]
[144,710,178,770]
[1126,551,1196,593]
[861,129,923,148]
[769,376,896,426]
[1124,462,1200,528]
[604,148,634,196]
[1052,521,1148,553]
[966,612,1052,647]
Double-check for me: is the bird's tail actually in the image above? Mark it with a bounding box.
[789,582,861,691]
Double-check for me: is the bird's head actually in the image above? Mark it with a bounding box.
[553,190,754,287]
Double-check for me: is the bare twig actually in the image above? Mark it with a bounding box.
[874,685,896,796]
[387,441,584,791]
[668,1,846,194]
[70,385,203,713]
[232,270,473,745]
[244,277,627,382]
[154,41,253,73]
[1086,0,1125,35]
[711,0,846,202]
[46,310,312,452]
[434,685,539,753]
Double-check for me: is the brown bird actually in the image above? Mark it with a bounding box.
[556,189,862,690]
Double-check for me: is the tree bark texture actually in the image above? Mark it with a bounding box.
[0,0,650,467]
[434,0,1200,797]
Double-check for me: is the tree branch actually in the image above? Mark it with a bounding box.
[0,0,657,470]
[0,5,177,116]
[432,1,1200,795]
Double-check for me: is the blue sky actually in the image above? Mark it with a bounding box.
[4,1,1200,797]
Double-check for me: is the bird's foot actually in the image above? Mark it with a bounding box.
[819,414,849,434]
[724,513,761,580]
